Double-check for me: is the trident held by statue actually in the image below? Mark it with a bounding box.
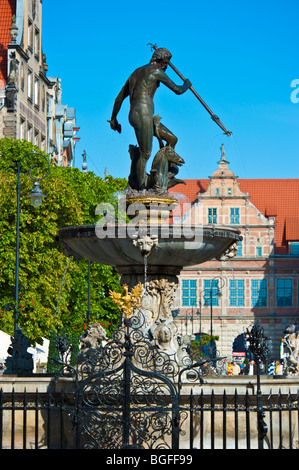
[147,43,232,137]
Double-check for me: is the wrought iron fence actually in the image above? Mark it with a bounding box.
[0,386,298,449]
[1,317,298,449]
[0,388,75,449]
[179,388,299,449]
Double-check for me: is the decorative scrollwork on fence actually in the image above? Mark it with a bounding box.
[55,305,219,449]
[72,309,183,449]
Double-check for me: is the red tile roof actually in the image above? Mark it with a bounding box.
[239,179,299,254]
[170,178,299,254]
[0,0,16,89]
[286,217,299,241]
[170,179,209,204]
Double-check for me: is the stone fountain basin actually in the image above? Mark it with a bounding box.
[59,224,241,269]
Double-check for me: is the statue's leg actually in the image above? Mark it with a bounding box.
[133,121,154,189]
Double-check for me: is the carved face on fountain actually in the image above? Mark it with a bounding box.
[157,325,172,345]
[150,320,178,353]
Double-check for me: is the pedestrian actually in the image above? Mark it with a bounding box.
[231,361,241,375]
[275,360,283,375]
[222,359,229,375]
[245,359,257,375]
[267,359,275,375]
[239,361,246,374]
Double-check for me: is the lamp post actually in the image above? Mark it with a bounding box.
[196,305,201,335]
[14,152,50,335]
[4,152,50,375]
[186,307,194,335]
[202,276,225,338]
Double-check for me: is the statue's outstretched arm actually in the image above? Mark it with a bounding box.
[109,80,130,132]
[158,70,191,95]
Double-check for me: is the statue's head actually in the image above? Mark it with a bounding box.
[150,48,172,70]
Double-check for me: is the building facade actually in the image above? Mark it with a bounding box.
[170,145,299,359]
[0,0,79,165]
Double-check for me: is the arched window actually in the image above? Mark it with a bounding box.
[232,333,252,360]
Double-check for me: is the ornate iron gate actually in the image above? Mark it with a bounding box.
[73,314,181,449]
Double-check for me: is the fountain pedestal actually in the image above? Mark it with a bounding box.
[117,264,180,354]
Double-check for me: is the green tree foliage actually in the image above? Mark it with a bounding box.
[0,138,127,344]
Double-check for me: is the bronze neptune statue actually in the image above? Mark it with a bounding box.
[109,47,192,192]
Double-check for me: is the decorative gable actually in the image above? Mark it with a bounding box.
[170,145,278,258]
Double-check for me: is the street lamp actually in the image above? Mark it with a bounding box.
[14,152,50,335]
[196,306,201,335]
[203,276,225,337]
[27,180,47,207]
[186,307,194,335]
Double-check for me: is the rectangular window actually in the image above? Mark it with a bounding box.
[34,78,39,106]
[27,122,33,142]
[182,279,197,307]
[28,20,33,50]
[20,63,25,91]
[34,129,39,147]
[41,135,46,152]
[203,279,220,306]
[215,188,220,196]
[41,86,45,112]
[277,279,292,307]
[19,117,25,140]
[47,94,51,115]
[27,70,33,100]
[230,208,240,224]
[229,280,245,306]
[227,187,232,195]
[236,239,242,257]
[290,242,299,256]
[208,208,217,224]
[251,279,267,307]
[34,29,40,57]
[256,246,262,257]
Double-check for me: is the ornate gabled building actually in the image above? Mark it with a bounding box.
[0,0,79,166]
[170,145,299,359]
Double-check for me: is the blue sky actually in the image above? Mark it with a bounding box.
[42,0,298,181]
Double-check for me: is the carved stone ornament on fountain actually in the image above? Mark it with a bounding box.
[150,319,179,359]
[132,232,158,256]
[123,271,178,327]
[77,323,108,368]
[118,228,181,339]
[108,278,182,365]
